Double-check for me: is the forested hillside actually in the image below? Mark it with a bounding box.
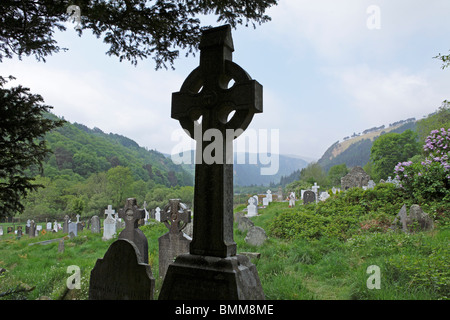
[20,113,194,220]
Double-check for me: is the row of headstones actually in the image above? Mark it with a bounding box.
[89,197,269,299]
[0,220,61,238]
[290,177,391,207]
[101,203,168,241]
[246,190,274,217]
[0,214,101,239]
[89,198,192,299]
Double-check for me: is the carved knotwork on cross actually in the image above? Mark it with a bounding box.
[171,24,263,258]
[118,198,145,232]
[160,199,191,234]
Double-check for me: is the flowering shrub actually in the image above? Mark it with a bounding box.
[394,128,450,202]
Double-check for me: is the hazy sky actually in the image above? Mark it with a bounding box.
[3,0,450,160]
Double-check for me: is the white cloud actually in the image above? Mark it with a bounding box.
[327,64,448,127]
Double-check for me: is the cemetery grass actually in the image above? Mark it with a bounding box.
[1,193,448,300]
[234,193,449,300]
[0,222,168,300]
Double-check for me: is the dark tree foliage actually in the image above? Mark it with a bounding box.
[0,76,65,218]
[0,0,278,68]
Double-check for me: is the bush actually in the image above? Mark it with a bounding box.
[268,183,410,241]
[395,128,450,202]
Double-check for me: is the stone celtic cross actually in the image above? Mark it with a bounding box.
[171,25,263,258]
[160,199,191,234]
[117,198,148,263]
[118,198,144,234]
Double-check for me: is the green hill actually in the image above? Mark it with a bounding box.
[20,113,194,220]
[318,120,417,172]
[39,113,193,186]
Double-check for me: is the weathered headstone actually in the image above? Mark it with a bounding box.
[68,222,77,237]
[144,201,150,225]
[76,214,83,232]
[58,240,65,253]
[159,25,264,300]
[115,212,125,230]
[409,204,434,231]
[311,182,320,204]
[46,222,52,231]
[63,215,69,233]
[390,204,434,233]
[53,220,58,232]
[118,198,148,264]
[266,189,272,202]
[26,219,31,234]
[102,206,116,241]
[367,180,376,189]
[277,186,283,201]
[184,221,194,238]
[91,216,100,233]
[29,220,36,238]
[155,207,161,222]
[246,196,258,217]
[303,190,316,205]
[341,166,370,190]
[158,199,192,279]
[0,226,3,236]
[245,226,268,247]
[89,239,155,300]
[237,216,254,232]
[16,227,23,239]
[262,197,269,206]
[319,191,330,201]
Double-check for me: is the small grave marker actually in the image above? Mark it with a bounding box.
[158,199,192,279]
[118,198,148,264]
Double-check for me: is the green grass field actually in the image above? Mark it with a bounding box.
[0,201,448,300]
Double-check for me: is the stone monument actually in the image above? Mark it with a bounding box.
[63,215,69,233]
[277,186,283,201]
[91,216,100,233]
[158,199,192,279]
[244,226,268,247]
[246,196,258,217]
[118,198,149,264]
[159,25,264,300]
[102,205,116,241]
[266,189,272,202]
[303,190,316,205]
[341,166,370,190]
[29,220,36,238]
[89,239,154,300]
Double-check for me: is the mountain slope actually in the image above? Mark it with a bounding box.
[168,150,309,186]
[318,120,417,172]
[40,113,193,186]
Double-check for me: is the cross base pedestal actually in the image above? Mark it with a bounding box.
[158,253,265,300]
